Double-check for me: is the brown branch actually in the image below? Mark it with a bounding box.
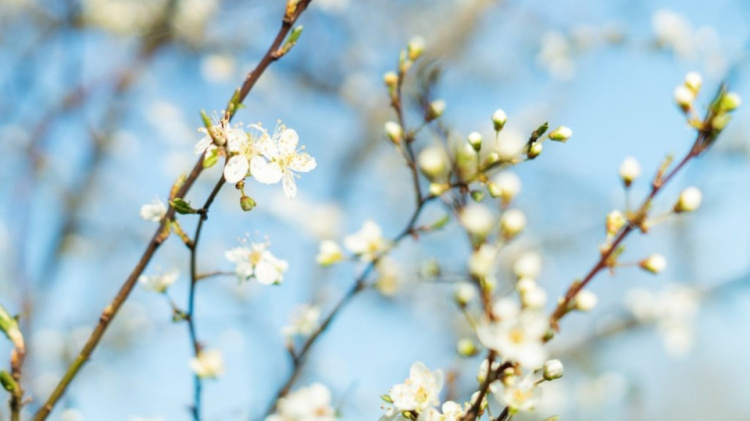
[30,2,314,419]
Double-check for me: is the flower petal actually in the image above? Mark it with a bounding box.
[287,153,317,172]
[194,135,213,155]
[223,155,249,184]
[251,156,283,184]
[278,129,299,156]
[282,171,297,199]
[255,260,281,284]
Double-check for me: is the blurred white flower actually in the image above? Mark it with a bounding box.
[492,374,540,412]
[282,304,321,338]
[225,242,288,285]
[138,268,178,293]
[316,240,344,266]
[386,362,443,412]
[478,301,548,369]
[139,198,167,222]
[266,383,336,421]
[344,220,389,262]
[190,349,224,379]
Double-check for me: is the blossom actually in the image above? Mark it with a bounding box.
[194,120,252,184]
[477,302,548,369]
[282,304,321,338]
[189,348,224,379]
[316,240,343,266]
[459,204,495,237]
[225,242,288,285]
[250,124,316,199]
[386,362,444,412]
[469,243,497,278]
[266,383,336,421]
[492,375,540,413]
[140,198,167,222]
[344,220,389,262]
[375,256,402,296]
[138,268,178,293]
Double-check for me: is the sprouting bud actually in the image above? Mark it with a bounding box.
[171,198,196,215]
[383,71,398,87]
[673,187,702,213]
[674,85,695,110]
[711,113,732,130]
[240,195,256,212]
[467,131,483,151]
[384,121,403,144]
[454,282,476,307]
[605,210,626,236]
[500,209,526,240]
[0,304,23,348]
[0,370,18,394]
[573,290,597,312]
[426,100,446,121]
[407,36,426,61]
[492,109,508,131]
[548,126,572,142]
[527,142,543,159]
[418,145,449,180]
[618,157,641,187]
[470,190,485,202]
[719,92,742,112]
[488,171,522,204]
[683,72,702,94]
[543,359,564,381]
[457,338,478,357]
[640,253,667,274]
[460,204,495,237]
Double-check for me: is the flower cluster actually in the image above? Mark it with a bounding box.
[225,241,288,285]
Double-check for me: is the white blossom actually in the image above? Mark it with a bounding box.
[618,157,641,185]
[492,375,540,413]
[469,243,497,278]
[194,120,252,184]
[674,187,702,213]
[225,242,288,285]
[266,383,336,421]
[189,348,224,379]
[459,204,495,237]
[387,361,444,412]
[250,125,316,199]
[316,240,344,266]
[512,252,541,279]
[478,303,548,369]
[282,304,320,338]
[140,198,167,222]
[344,220,389,262]
[138,268,178,293]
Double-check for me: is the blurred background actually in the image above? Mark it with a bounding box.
[1,0,750,420]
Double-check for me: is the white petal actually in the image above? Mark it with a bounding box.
[251,156,283,184]
[255,260,281,284]
[287,153,317,172]
[223,155,249,183]
[194,135,212,155]
[256,137,279,160]
[278,129,299,156]
[282,171,297,199]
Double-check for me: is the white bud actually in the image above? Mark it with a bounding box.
[384,121,403,144]
[548,126,572,142]
[618,157,641,187]
[407,36,425,60]
[460,204,495,236]
[674,85,695,109]
[418,144,449,180]
[516,277,537,294]
[521,285,547,309]
[489,171,522,203]
[316,240,343,266]
[427,99,446,120]
[492,109,508,131]
[500,209,526,239]
[574,290,597,312]
[189,349,224,379]
[469,244,497,278]
[383,71,398,87]
[543,359,564,380]
[512,251,541,279]
[527,141,543,158]
[640,254,667,274]
[674,186,702,213]
[683,72,702,94]
[457,338,478,356]
[454,282,476,306]
[467,131,483,151]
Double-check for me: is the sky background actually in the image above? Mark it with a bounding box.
[1,0,750,420]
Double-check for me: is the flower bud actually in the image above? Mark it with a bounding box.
[640,253,667,274]
[0,370,18,394]
[618,157,641,187]
[548,126,572,142]
[240,195,256,212]
[492,109,508,131]
[711,113,731,130]
[467,131,483,151]
[457,338,478,357]
[500,209,526,240]
[460,204,495,237]
[674,85,695,110]
[720,92,742,112]
[384,121,403,144]
[489,171,521,204]
[316,240,343,266]
[407,36,425,61]
[516,277,537,294]
[527,142,543,159]
[513,251,541,279]
[573,290,597,312]
[418,145,449,180]
[521,285,547,309]
[383,71,398,87]
[469,244,497,278]
[543,359,564,381]
[426,100,446,121]
[683,72,702,94]
[429,183,449,196]
[605,210,626,236]
[673,187,702,213]
[454,282,476,307]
